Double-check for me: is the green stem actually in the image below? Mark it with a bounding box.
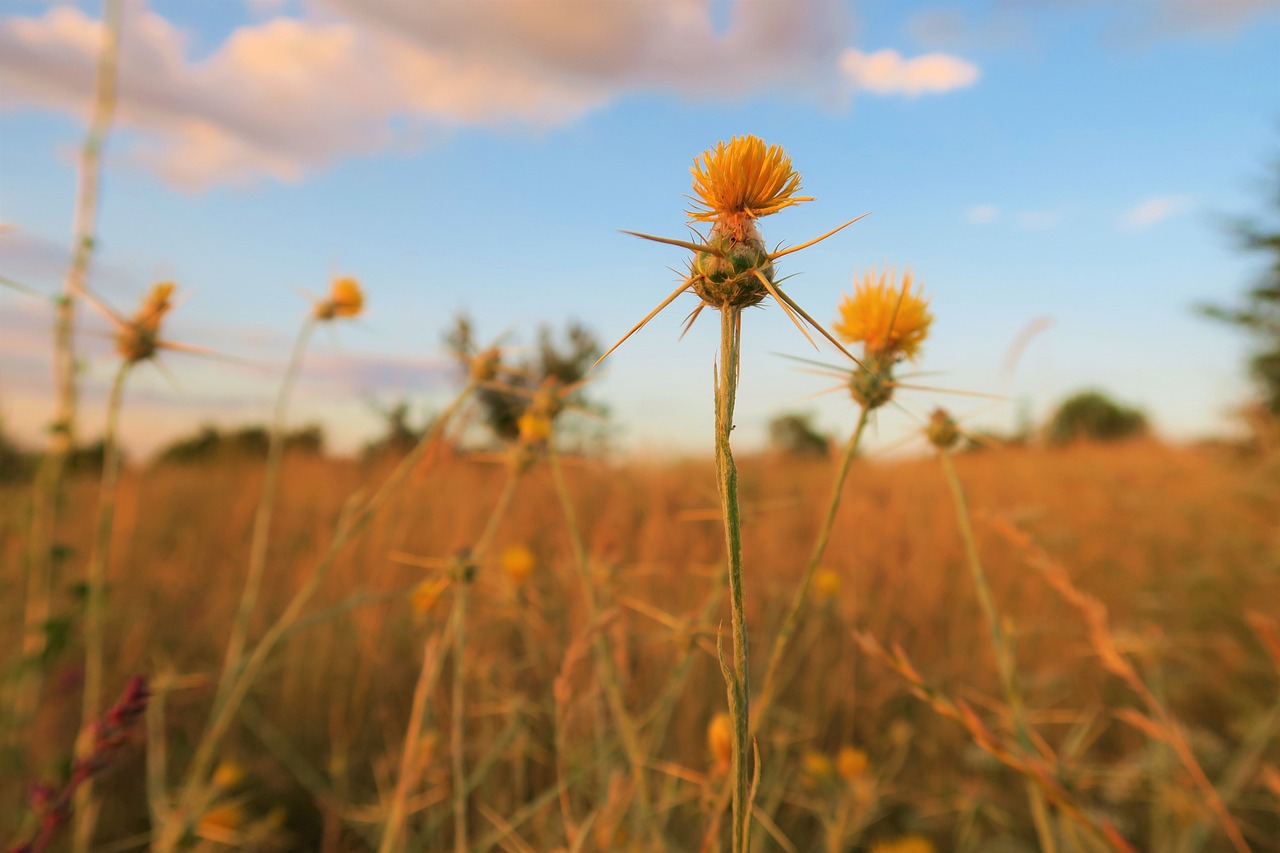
[714,308,751,853]
[939,449,1056,853]
[754,405,870,734]
[15,0,124,743]
[72,359,130,853]
[548,441,657,846]
[216,316,316,711]
[451,566,471,853]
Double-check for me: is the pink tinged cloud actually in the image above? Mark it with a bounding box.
[1120,195,1193,230]
[839,48,980,97]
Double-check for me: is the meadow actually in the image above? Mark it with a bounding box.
[3,409,1280,850]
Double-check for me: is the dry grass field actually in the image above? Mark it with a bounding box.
[4,436,1279,851]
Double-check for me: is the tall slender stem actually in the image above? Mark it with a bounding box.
[939,449,1056,853]
[216,316,317,710]
[755,406,870,734]
[714,307,751,853]
[17,0,124,738]
[72,360,130,853]
[450,567,471,853]
[548,441,656,845]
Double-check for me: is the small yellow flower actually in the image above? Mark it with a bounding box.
[801,749,835,786]
[315,276,364,320]
[198,803,246,833]
[707,713,732,773]
[501,545,536,585]
[814,568,841,601]
[411,576,448,615]
[870,835,936,853]
[517,410,553,445]
[837,746,869,781]
[834,269,933,362]
[689,135,813,232]
[212,761,245,789]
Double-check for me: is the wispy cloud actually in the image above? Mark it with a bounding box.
[840,48,980,97]
[1120,195,1193,230]
[966,203,1000,224]
[0,1,978,189]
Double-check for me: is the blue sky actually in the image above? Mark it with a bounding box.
[1,0,1279,457]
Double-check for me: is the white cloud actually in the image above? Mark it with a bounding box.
[0,1,978,189]
[967,204,999,224]
[1120,195,1193,230]
[840,48,980,97]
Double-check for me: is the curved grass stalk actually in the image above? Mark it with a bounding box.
[938,448,1057,853]
[16,0,124,740]
[153,382,477,853]
[71,360,130,853]
[547,441,658,847]
[754,405,870,734]
[216,315,317,711]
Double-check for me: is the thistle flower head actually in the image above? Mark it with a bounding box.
[315,276,364,321]
[212,761,246,790]
[835,269,933,362]
[517,410,553,445]
[115,282,176,363]
[814,568,842,601]
[689,135,812,237]
[501,545,536,585]
[925,407,960,450]
[837,746,869,781]
[870,836,936,853]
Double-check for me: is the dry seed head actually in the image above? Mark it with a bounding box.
[707,712,733,773]
[315,276,364,320]
[518,410,553,445]
[501,545,536,585]
[115,281,176,363]
[689,135,812,240]
[925,407,960,450]
[469,345,502,383]
[835,269,933,362]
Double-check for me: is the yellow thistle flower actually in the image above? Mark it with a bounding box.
[689,135,812,232]
[115,282,176,363]
[518,410,553,445]
[212,761,246,789]
[707,712,733,773]
[837,746,869,781]
[814,568,841,601]
[870,835,936,853]
[315,276,364,320]
[834,269,933,362]
[501,545,536,585]
[411,576,448,615]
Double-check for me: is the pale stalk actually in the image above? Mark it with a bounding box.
[154,382,476,852]
[547,440,657,846]
[17,0,124,735]
[714,307,751,853]
[71,360,130,853]
[754,405,870,734]
[215,315,316,711]
[378,458,517,853]
[939,449,1056,853]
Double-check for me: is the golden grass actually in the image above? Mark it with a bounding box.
[3,438,1278,849]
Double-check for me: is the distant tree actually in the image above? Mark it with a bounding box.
[767,411,830,458]
[362,401,432,460]
[445,314,605,444]
[1200,142,1280,416]
[1046,390,1148,445]
[154,424,325,465]
[0,417,33,482]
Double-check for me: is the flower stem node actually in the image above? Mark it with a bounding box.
[115,282,175,363]
[926,407,961,450]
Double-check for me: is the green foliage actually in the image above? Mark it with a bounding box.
[1200,145,1280,415]
[362,401,433,460]
[445,314,605,443]
[767,411,830,458]
[1047,390,1148,445]
[154,423,325,465]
